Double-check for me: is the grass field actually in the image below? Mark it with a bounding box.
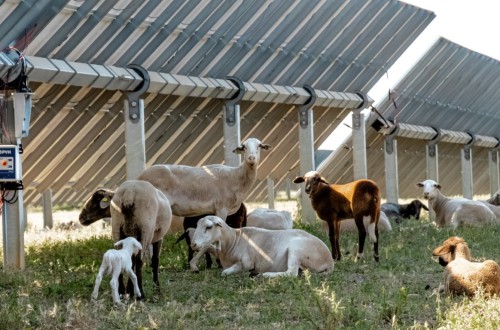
[1,207,500,329]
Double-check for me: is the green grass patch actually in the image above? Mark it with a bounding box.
[1,217,500,329]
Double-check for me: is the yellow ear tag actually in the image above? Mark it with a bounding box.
[101,197,108,202]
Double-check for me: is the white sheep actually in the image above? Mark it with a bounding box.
[109,180,172,298]
[246,208,293,230]
[138,138,270,269]
[336,211,392,233]
[191,216,334,277]
[92,237,143,306]
[432,236,500,297]
[416,179,496,229]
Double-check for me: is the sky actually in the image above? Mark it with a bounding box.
[320,0,500,150]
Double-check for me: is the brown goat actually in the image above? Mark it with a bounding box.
[293,171,381,261]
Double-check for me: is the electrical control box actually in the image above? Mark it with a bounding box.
[0,145,20,181]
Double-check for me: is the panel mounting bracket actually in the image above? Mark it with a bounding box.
[427,127,442,158]
[125,64,150,123]
[298,85,316,129]
[224,76,245,127]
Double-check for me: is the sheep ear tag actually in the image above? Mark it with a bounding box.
[100,197,110,209]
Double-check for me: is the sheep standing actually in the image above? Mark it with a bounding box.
[110,180,172,298]
[293,171,381,261]
[416,180,495,229]
[191,216,333,277]
[137,137,271,220]
[432,236,500,297]
[92,237,143,306]
[381,200,429,224]
[246,208,293,230]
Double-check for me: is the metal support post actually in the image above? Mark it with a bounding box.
[42,189,53,229]
[223,77,245,167]
[384,125,399,203]
[352,92,369,180]
[267,178,275,209]
[426,127,441,182]
[124,64,150,180]
[461,132,475,199]
[298,85,317,224]
[489,139,500,195]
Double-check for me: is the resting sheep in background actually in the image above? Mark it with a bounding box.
[381,200,429,224]
[432,236,500,297]
[336,211,392,233]
[92,237,143,306]
[246,208,293,230]
[293,171,381,261]
[176,203,247,272]
[109,180,172,298]
[191,216,333,277]
[484,189,500,206]
[417,180,496,229]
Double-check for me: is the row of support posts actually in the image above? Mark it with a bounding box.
[384,126,500,203]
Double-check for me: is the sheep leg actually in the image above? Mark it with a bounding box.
[110,267,123,306]
[373,221,380,262]
[327,220,340,261]
[221,262,244,276]
[91,263,106,300]
[125,266,141,299]
[189,246,208,272]
[263,253,300,277]
[354,215,366,260]
[151,240,162,291]
[128,254,144,299]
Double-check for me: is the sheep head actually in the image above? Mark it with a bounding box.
[416,180,441,201]
[79,188,114,225]
[293,171,329,196]
[432,236,472,266]
[191,216,224,251]
[115,237,143,256]
[233,138,272,167]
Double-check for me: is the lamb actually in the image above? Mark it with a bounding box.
[293,171,381,261]
[82,180,172,299]
[175,203,247,271]
[91,237,143,306]
[432,236,500,297]
[191,216,334,277]
[246,208,293,230]
[79,188,182,235]
[416,180,496,229]
[381,200,429,224]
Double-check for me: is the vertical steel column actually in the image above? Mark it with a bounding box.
[384,125,399,203]
[42,189,53,229]
[461,133,475,199]
[298,85,317,223]
[267,178,275,209]
[489,140,500,195]
[124,65,150,180]
[426,128,441,182]
[352,92,369,180]
[223,77,244,167]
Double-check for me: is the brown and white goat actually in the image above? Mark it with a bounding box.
[433,236,500,297]
[293,171,381,261]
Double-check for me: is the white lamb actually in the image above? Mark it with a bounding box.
[92,237,143,306]
[246,208,293,230]
[191,216,334,277]
[417,179,496,229]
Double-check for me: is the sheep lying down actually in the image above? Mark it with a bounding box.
[433,236,500,297]
[191,216,334,277]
